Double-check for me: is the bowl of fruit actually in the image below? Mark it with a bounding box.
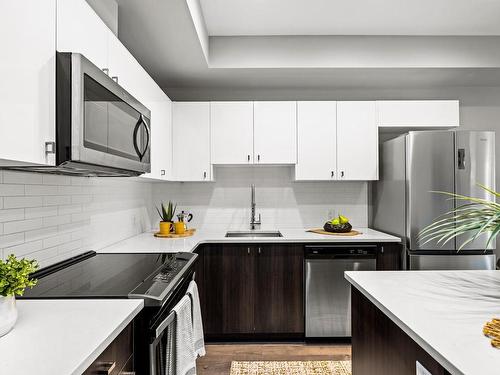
[323,215,352,233]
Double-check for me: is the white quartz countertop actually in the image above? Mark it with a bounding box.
[345,270,500,375]
[98,227,400,253]
[0,299,143,375]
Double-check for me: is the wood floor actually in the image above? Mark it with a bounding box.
[197,343,352,375]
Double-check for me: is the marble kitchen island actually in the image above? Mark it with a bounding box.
[345,270,500,375]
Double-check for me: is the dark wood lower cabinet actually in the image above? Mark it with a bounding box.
[195,242,400,340]
[83,322,134,375]
[204,243,256,335]
[198,243,304,340]
[376,243,402,271]
[352,287,451,375]
[254,244,304,334]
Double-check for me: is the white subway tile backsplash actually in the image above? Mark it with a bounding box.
[0,171,153,267]
[43,195,72,206]
[3,171,43,185]
[4,240,43,257]
[25,206,58,219]
[58,239,82,255]
[4,196,43,209]
[42,214,72,227]
[152,166,369,231]
[4,218,43,234]
[42,174,71,186]
[58,204,82,215]
[43,233,71,249]
[0,209,25,223]
[0,184,24,196]
[0,233,25,249]
[25,184,60,196]
[25,226,59,242]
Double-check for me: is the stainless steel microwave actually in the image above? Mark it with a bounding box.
[52,52,151,176]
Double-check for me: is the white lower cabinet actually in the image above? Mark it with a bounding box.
[337,101,378,180]
[296,102,337,180]
[211,102,254,164]
[172,102,212,181]
[254,101,297,164]
[0,0,56,166]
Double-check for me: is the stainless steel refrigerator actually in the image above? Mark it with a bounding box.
[372,130,496,270]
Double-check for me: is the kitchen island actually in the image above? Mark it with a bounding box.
[345,270,500,375]
[0,299,143,375]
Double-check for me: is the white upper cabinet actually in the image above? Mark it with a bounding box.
[337,101,378,180]
[172,102,211,181]
[254,101,297,164]
[377,100,459,128]
[296,102,337,181]
[142,95,172,181]
[56,0,110,70]
[211,102,254,164]
[0,0,56,166]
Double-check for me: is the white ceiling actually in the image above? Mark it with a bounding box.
[199,0,500,36]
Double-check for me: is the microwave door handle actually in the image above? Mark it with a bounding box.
[142,119,150,159]
[133,116,143,160]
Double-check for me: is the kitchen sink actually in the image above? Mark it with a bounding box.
[225,231,283,238]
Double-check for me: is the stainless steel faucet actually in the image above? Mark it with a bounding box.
[250,184,261,230]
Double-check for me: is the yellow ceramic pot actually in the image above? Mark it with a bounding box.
[174,222,185,234]
[159,221,173,235]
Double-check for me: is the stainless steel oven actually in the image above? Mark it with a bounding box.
[39,52,151,176]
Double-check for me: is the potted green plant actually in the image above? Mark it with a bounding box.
[0,254,38,337]
[419,185,500,250]
[156,201,177,235]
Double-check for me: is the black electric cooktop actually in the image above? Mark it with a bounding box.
[21,251,197,306]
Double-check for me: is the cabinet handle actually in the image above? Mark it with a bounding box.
[247,154,250,162]
[341,171,345,178]
[112,76,119,83]
[161,169,165,176]
[257,154,260,162]
[45,141,56,155]
[258,247,261,254]
[97,361,116,375]
[247,247,251,255]
[102,68,109,75]
[203,171,207,179]
[331,171,334,178]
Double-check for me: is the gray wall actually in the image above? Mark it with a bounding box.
[86,0,118,35]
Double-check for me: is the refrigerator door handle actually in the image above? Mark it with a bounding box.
[458,148,466,170]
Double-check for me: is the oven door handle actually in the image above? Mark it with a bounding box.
[155,310,175,339]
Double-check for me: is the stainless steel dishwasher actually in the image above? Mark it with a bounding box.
[305,245,377,338]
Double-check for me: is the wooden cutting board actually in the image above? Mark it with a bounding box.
[154,228,196,238]
[307,228,362,236]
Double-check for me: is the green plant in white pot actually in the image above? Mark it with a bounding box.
[419,185,500,250]
[0,255,38,337]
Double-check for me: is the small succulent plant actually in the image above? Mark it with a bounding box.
[156,201,177,222]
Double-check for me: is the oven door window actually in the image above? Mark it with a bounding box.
[83,74,149,161]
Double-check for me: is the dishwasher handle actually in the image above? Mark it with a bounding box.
[305,245,378,259]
